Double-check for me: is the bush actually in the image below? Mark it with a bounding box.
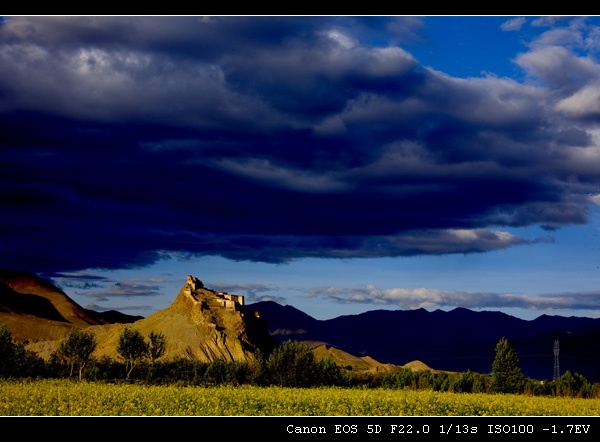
[315,357,351,387]
[267,340,318,387]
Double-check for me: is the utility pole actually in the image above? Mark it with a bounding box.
[553,340,560,380]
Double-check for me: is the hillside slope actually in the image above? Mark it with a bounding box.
[88,278,278,362]
[0,271,285,366]
[0,269,441,373]
[248,300,600,382]
[0,269,141,346]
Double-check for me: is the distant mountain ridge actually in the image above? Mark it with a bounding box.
[248,300,600,382]
[2,268,600,382]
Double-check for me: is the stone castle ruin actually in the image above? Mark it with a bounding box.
[184,274,244,311]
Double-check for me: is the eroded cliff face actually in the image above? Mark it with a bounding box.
[89,280,277,363]
[1,270,414,372]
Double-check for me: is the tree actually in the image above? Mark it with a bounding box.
[116,327,149,380]
[56,328,97,381]
[249,349,270,386]
[0,324,20,378]
[148,331,167,364]
[452,370,475,393]
[203,358,230,385]
[555,370,592,398]
[0,325,44,379]
[490,337,524,394]
[266,340,317,387]
[315,357,351,387]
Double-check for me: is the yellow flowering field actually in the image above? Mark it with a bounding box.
[1,379,599,416]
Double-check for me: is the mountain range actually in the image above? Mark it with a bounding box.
[247,300,600,382]
[2,268,600,382]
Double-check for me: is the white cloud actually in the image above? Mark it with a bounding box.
[308,284,600,313]
[516,45,600,88]
[555,83,600,117]
[590,194,600,205]
[325,29,357,50]
[500,17,526,32]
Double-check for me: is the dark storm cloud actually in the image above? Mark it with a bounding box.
[2,16,600,274]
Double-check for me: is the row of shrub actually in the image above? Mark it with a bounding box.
[1,324,598,397]
[371,366,599,398]
[9,352,600,398]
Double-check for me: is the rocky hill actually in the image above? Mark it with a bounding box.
[87,275,278,362]
[0,269,141,346]
[0,269,435,372]
[0,269,409,373]
[0,270,279,362]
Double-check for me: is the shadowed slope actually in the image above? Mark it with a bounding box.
[89,281,278,362]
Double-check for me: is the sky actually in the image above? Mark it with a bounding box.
[3,16,600,321]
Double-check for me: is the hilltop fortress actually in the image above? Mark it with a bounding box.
[184,274,245,311]
[0,269,277,363]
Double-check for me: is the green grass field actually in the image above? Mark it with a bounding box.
[1,379,600,416]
